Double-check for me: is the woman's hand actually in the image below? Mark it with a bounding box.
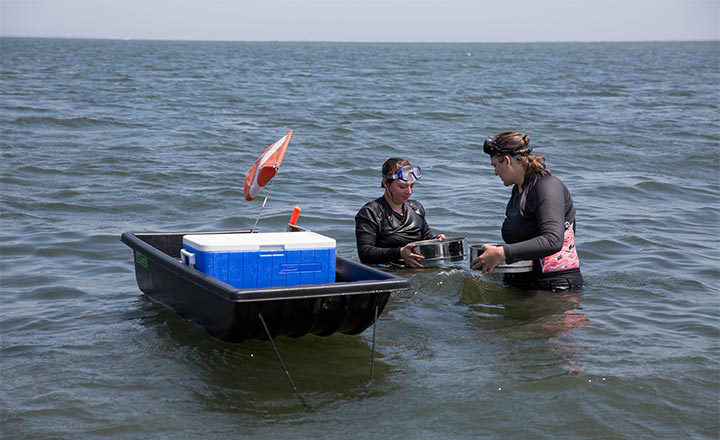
[471,244,506,274]
[400,243,425,268]
[437,234,446,241]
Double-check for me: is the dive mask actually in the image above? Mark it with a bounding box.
[483,136,533,157]
[383,165,422,182]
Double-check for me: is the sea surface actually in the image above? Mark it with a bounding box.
[1,37,719,439]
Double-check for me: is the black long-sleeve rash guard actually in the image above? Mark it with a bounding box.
[355,196,435,265]
[501,173,577,264]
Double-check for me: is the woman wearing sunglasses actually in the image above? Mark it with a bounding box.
[471,132,583,291]
[355,157,445,268]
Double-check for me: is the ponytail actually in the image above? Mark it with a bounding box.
[519,154,551,188]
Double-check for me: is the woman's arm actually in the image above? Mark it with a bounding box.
[504,177,565,263]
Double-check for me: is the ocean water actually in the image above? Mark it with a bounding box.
[1,37,719,439]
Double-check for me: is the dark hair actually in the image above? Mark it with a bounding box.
[483,132,533,157]
[381,157,411,188]
[484,131,550,185]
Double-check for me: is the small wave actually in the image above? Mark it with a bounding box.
[576,90,624,98]
[13,165,67,176]
[418,111,467,120]
[633,180,685,195]
[24,285,88,300]
[581,238,634,256]
[328,127,353,135]
[11,116,142,129]
[453,94,504,103]
[108,76,134,83]
[44,189,83,199]
[403,71,432,77]
[0,175,32,185]
[343,110,391,120]
[666,90,697,97]
[1,105,52,113]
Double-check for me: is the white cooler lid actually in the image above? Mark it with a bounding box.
[183,231,336,252]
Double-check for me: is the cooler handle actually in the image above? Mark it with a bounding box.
[180,249,195,268]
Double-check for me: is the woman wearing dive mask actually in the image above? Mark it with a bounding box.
[355,157,445,268]
[472,132,583,291]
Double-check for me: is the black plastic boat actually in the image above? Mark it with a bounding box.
[121,230,411,342]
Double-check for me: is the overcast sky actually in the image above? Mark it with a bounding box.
[1,0,718,42]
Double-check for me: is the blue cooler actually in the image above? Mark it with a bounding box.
[181,232,336,289]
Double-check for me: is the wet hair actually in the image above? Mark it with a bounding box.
[381,157,411,188]
[484,131,550,186]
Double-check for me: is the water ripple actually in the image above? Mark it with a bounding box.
[1,38,718,440]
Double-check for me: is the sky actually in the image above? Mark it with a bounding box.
[1,0,718,43]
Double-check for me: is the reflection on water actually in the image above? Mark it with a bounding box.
[459,273,589,377]
[376,266,590,380]
[134,297,393,415]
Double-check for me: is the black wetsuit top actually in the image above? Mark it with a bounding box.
[501,173,583,291]
[355,196,435,264]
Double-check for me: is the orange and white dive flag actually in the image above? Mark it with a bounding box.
[244,130,293,201]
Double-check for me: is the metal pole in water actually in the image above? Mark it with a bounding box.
[365,303,379,394]
[258,312,310,410]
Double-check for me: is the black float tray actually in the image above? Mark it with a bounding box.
[121,230,411,342]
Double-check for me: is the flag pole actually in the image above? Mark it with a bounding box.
[251,172,276,233]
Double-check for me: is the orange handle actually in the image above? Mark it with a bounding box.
[289,206,301,225]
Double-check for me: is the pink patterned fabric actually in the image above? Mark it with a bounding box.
[541,224,580,274]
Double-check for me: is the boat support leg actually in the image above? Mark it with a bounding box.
[365,304,379,394]
[258,312,310,410]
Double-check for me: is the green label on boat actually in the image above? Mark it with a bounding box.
[135,252,148,269]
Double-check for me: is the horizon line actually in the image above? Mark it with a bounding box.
[1,35,718,45]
